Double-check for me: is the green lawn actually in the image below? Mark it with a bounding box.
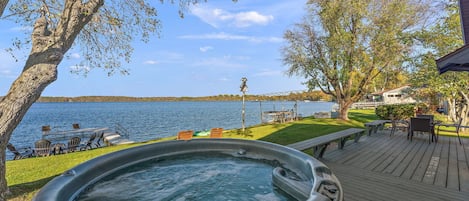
[6,109,379,200]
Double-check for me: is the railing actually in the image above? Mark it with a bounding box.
[350,102,385,109]
[115,123,130,139]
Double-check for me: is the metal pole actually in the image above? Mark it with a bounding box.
[240,77,248,133]
[242,91,246,132]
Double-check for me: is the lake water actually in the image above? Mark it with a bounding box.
[7,101,334,160]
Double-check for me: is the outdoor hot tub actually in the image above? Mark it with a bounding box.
[33,139,342,201]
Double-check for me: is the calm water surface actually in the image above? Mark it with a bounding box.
[8,101,333,159]
[77,154,294,201]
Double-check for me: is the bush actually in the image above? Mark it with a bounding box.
[375,104,415,120]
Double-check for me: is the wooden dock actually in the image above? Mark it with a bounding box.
[319,129,469,201]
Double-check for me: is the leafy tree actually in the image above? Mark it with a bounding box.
[0,0,236,200]
[409,0,469,124]
[281,0,430,120]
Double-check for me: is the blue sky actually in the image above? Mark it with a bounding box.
[0,0,309,97]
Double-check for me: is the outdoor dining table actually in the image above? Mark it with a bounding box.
[42,127,109,141]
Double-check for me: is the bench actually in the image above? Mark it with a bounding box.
[287,128,365,158]
[364,120,391,136]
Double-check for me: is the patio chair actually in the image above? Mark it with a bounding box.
[209,128,224,138]
[72,123,80,129]
[34,139,52,157]
[7,143,33,160]
[80,133,97,151]
[67,137,81,152]
[94,131,105,147]
[436,118,463,145]
[177,130,193,140]
[51,143,65,155]
[409,117,435,143]
[41,125,51,135]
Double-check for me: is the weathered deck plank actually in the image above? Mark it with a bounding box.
[318,129,469,200]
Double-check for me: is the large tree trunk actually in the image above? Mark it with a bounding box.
[0,1,103,200]
[0,63,58,200]
[337,99,353,120]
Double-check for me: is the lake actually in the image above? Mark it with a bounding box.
[7,101,334,160]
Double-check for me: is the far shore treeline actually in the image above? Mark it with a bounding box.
[32,91,332,103]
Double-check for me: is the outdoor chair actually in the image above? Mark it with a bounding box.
[41,125,51,135]
[80,133,97,151]
[209,128,224,138]
[7,143,33,160]
[51,143,65,155]
[436,118,463,145]
[72,123,80,129]
[409,117,435,143]
[177,130,193,140]
[34,139,52,157]
[67,137,81,152]
[94,131,105,147]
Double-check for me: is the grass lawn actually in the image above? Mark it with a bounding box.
[5,109,378,200]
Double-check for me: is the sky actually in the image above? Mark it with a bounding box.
[0,0,310,97]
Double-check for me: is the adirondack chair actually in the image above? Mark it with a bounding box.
[177,130,193,140]
[7,143,33,160]
[34,139,52,157]
[67,137,81,152]
[94,131,105,147]
[209,128,224,138]
[80,133,97,151]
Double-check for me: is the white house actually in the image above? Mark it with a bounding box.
[374,86,416,104]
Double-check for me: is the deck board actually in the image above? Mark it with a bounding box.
[318,128,469,200]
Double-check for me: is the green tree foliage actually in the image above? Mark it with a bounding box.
[282,0,429,120]
[409,0,469,124]
[0,1,236,200]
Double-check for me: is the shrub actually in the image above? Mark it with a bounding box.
[375,104,415,120]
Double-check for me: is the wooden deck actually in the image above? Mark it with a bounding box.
[319,129,469,201]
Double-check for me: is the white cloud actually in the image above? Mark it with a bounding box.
[70,53,81,59]
[192,57,246,69]
[199,46,213,52]
[233,11,274,27]
[143,60,159,65]
[254,69,283,77]
[191,6,274,28]
[180,32,282,43]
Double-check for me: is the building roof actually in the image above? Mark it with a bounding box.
[371,85,410,95]
[436,0,469,74]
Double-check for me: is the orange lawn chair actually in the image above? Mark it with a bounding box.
[177,130,194,140]
[209,128,223,138]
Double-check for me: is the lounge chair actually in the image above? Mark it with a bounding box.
[7,143,33,160]
[80,133,97,151]
[67,137,81,152]
[177,130,193,140]
[209,128,224,138]
[34,139,52,157]
[94,131,105,147]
